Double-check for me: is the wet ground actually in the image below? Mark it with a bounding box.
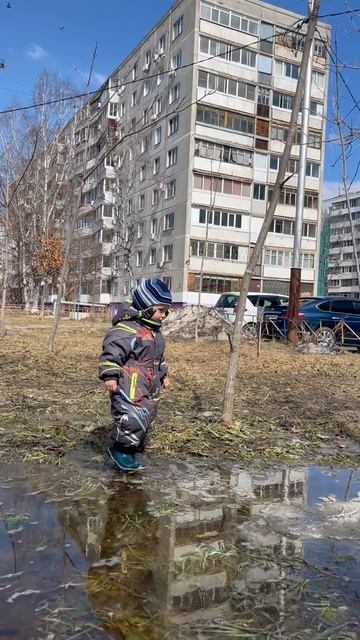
[1,454,360,640]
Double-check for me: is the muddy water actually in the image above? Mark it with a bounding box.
[0,457,360,640]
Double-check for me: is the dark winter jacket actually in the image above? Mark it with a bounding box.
[99,303,167,404]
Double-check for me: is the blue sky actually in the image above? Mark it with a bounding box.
[0,0,359,195]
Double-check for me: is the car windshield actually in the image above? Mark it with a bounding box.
[215,294,238,308]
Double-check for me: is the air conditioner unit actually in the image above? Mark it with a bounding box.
[97,101,102,108]
[150,232,156,240]
[168,69,176,78]
[159,182,165,191]
[157,259,164,268]
[90,200,95,206]
[143,63,150,72]
[153,53,159,62]
[159,48,165,57]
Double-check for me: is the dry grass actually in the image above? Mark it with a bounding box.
[0,316,360,466]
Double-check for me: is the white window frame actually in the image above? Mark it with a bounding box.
[164,211,175,230]
[163,244,173,262]
[167,147,177,167]
[172,16,183,40]
[136,250,142,267]
[154,126,162,145]
[166,180,176,199]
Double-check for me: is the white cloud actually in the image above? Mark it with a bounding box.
[27,43,48,60]
[323,180,360,201]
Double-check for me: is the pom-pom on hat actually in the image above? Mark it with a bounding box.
[132,278,172,311]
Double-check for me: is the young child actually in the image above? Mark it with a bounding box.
[99,278,171,471]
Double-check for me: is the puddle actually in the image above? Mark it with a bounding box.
[1,457,360,639]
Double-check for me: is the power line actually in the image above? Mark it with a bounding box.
[0,16,308,117]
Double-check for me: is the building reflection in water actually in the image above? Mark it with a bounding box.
[58,465,307,636]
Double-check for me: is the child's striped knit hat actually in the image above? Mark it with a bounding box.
[132,278,172,311]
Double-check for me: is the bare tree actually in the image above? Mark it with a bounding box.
[222,0,321,424]
[0,72,77,309]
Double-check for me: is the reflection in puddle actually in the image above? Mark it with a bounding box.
[0,460,360,639]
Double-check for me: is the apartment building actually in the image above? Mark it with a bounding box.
[71,0,329,305]
[322,192,360,299]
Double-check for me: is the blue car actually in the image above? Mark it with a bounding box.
[262,296,360,349]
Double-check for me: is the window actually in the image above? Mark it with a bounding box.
[253,184,266,200]
[270,155,298,174]
[275,60,299,79]
[197,208,242,229]
[264,249,315,268]
[141,137,148,154]
[150,248,156,265]
[143,108,149,125]
[194,173,251,197]
[195,139,253,167]
[103,204,113,218]
[198,70,255,101]
[312,70,325,90]
[306,162,320,178]
[128,199,133,215]
[166,180,176,198]
[143,80,150,97]
[151,218,157,237]
[200,2,258,35]
[199,35,256,68]
[145,50,151,66]
[131,91,137,107]
[310,101,323,117]
[136,251,142,267]
[163,244,173,262]
[154,97,162,115]
[152,189,160,205]
[153,157,160,175]
[137,222,144,238]
[159,35,166,53]
[304,192,318,209]
[157,71,164,86]
[163,276,172,289]
[196,105,254,135]
[140,165,146,181]
[172,16,183,39]
[139,194,145,211]
[109,102,118,117]
[154,126,162,145]
[132,63,138,80]
[171,51,182,70]
[164,211,175,230]
[169,83,180,104]
[120,102,126,117]
[168,114,179,136]
[273,91,294,110]
[191,239,248,262]
[167,147,177,167]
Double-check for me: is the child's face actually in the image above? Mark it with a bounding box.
[151,305,170,321]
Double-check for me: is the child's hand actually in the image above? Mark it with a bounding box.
[104,380,117,394]
[161,376,170,389]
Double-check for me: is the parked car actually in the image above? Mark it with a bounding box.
[215,292,289,331]
[262,296,360,349]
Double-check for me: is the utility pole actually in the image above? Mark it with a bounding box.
[222,0,321,424]
[76,258,83,320]
[287,0,316,345]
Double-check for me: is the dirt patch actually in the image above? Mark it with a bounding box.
[0,317,360,466]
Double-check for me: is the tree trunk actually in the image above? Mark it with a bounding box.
[222,0,321,424]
